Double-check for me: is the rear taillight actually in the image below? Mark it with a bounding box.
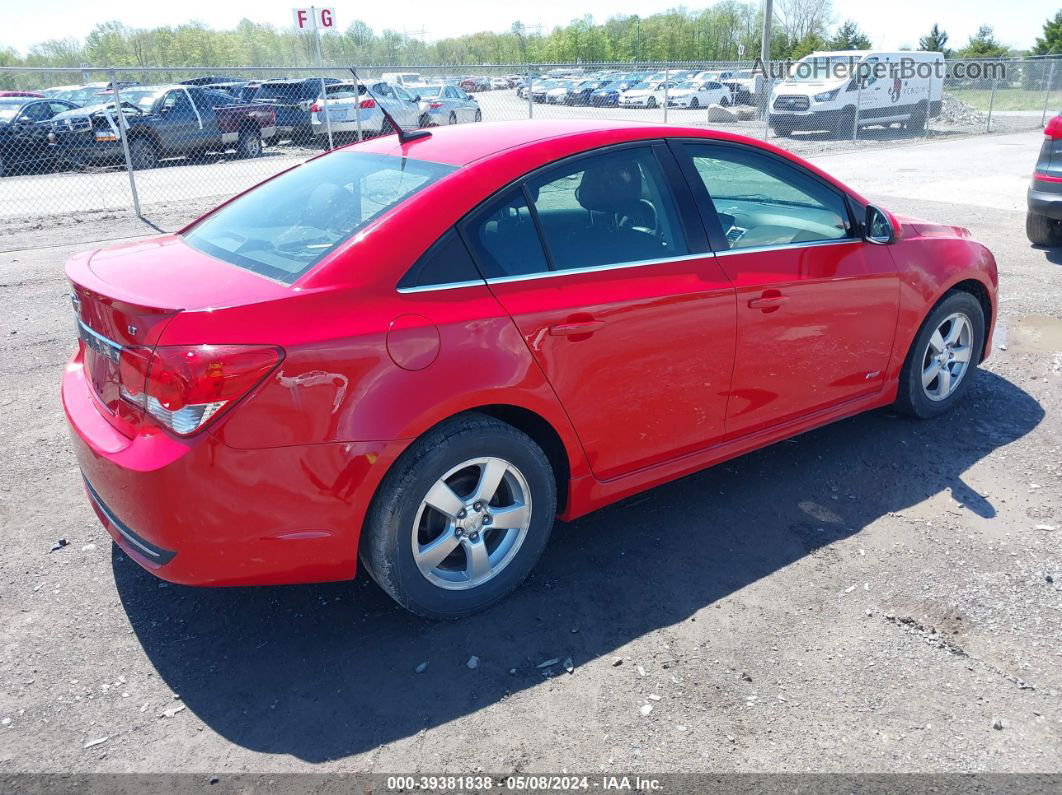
[310,102,321,113]
[359,98,376,109]
[1045,115,1062,139]
[118,345,281,436]
[429,101,443,109]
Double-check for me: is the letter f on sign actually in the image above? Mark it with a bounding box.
[296,9,308,29]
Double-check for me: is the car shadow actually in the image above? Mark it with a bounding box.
[1035,244,1062,264]
[114,370,1042,762]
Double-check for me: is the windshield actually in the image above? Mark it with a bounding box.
[183,152,457,283]
[627,82,650,90]
[0,103,23,122]
[675,81,698,89]
[417,85,443,98]
[105,88,162,111]
[787,56,856,82]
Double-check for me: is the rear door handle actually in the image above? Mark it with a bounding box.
[748,295,789,310]
[549,320,605,336]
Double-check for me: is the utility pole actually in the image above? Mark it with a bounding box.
[758,0,773,120]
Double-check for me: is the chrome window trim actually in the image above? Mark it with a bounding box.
[396,279,486,294]
[394,237,867,293]
[714,238,862,257]
[484,253,700,285]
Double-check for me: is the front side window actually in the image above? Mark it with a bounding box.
[526,147,688,270]
[682,144,851,250]
[184,152,456,283]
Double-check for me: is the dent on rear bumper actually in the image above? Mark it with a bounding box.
[63,357,402,586]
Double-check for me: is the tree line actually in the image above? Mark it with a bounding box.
[0,2,1057,72]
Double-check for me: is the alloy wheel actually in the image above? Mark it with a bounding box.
[921,312,973,401]
[411,457,532,590]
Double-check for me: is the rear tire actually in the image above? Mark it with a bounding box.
[689,98,699,110]
[646,96,657,109]
[474,109,482,122]
[895,290,985,419]
[449,111,457,125]
[236,128,262,159]
[1026,211,1062,246]
[361,413,557,619]
[907,102,928,132]
[720,96,730,107]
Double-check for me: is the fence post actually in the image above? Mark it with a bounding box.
[853,68,862,142]
[319,76,334,150]
[763,74,772,140]
[1043,59,1056,126]
[527,65,533,119]
[110,71,141,219]
[986,73,997,133]
[663,66,669,123]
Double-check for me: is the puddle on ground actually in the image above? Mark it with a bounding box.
[1000,314,1062,354]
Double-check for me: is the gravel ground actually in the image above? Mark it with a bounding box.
[0,130,1059,775]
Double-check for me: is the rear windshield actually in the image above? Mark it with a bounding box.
[183,151,456,283]
[256,82,311,102]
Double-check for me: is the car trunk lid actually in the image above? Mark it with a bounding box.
[67,234,292,436]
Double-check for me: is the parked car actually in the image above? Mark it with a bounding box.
[666,80,733,110]
[460,76,490,93]
[565,80,602,106]
[489,77,510,90]
[49,85,277,169]
[618,80,676,109]
[63,119,998,618]
[41,82,140,105]
[722,69,763,105]
[253,77,340,142]
[415,84,482,126]
[202,81,262,103]
[1026,114,1062,245]
[0,96,78,177]
[381,72,424,89]
[0,91,44,98]
[310,81,422,141]
[545,80,577,104]
[588,82,623,107]
[180,76,243,87]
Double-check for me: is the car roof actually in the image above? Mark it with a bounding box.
[343,119,726,167]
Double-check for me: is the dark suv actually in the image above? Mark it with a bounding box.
[1028,114,1062,245]
[253,78,340,142]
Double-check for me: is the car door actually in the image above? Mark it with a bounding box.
[11,101,55,168]
[674,141,900,437]
[159,89,203,154]
[391,85,421,127]
[461,143,737,480]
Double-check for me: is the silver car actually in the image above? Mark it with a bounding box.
[416,84,482,126]
[311,81,421,141]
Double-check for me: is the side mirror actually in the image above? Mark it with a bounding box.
[865,205,895,245]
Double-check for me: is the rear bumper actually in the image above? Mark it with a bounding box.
[63,354,401,586]
[1028,185,1062,220]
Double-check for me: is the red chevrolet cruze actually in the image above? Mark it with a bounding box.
[63,120,997,618]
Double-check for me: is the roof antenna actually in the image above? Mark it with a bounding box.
[349,68,431,144]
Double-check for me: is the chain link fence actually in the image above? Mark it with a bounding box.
[0,57,1058,241]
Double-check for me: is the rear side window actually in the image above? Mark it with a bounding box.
[398,229,482,289]
[184,152,456,283]
[463,189,549,279]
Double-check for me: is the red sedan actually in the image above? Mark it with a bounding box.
[63,120,997,618]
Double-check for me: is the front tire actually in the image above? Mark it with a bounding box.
[1026,211,1062,246]
[474,109,482,122]
[689,98,699,110]
[895,290,985,419]
[361,413,557,619]
[128,138,158,170]
[646,96,657,109]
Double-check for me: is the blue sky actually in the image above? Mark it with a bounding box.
[2,0,1057,53]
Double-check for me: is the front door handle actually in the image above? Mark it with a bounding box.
[549,320,605,336]
[748,294,789,311]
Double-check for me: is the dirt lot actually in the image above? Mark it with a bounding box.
[0,130,1059,775]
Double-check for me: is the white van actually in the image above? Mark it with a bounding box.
[769,50,944,137]
[381,72,424,88]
